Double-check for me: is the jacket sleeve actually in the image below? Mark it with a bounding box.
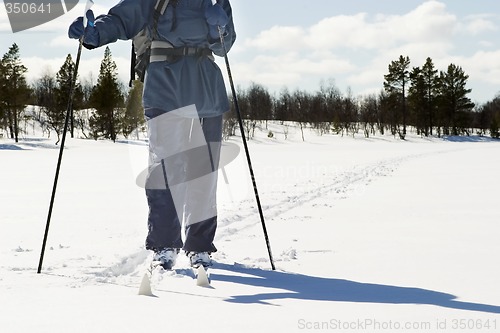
[93,0,157,47]
[208,0,236,57]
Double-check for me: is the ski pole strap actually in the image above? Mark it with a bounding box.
[129,43,136,87]
[150,41,214,62]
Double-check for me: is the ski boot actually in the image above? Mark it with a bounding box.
[152,248,179,270]
[187,252,212,269]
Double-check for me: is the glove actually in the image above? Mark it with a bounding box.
[68,10,99,49]
[205,4,229,39]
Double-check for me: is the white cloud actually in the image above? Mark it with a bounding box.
[457,50,500,84]
[244,1,457,52]
[244,26,305,51]
[311,0,457,49]
[307,13,370,49]
[461,14,498,35]
[22,54,131,88]
[218,50,356,91]
[478,40,495,48]
[48,34,78,47]
[22,55,95,83]
[243,1,458,59]
[0,4,12,32]
[231,0,499,102]
[385,0,457,43]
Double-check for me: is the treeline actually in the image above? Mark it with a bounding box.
[2,43,500,143]
[0,43,145,143]
[225,56,500,140]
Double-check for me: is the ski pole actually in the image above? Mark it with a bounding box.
[37,0,94,274]
[215,20,276,270]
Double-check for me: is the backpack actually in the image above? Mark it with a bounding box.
[129,0,170,86]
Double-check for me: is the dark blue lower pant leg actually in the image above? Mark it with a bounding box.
[145,188,183,250]
[184,216,218,253]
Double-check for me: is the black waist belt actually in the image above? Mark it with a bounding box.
[150,41,213,62]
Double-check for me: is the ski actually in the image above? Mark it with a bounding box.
[139,262,211,295]
[138,263,155,296]
[138,262,173,296]
[194,265,210,287]
[138,271,153,296]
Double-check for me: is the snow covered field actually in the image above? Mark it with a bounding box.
[1,123,499,333]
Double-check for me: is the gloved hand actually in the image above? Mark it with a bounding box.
[68,10,99,49]
[205,3,229,39]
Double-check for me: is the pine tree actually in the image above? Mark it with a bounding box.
[90,46,124,141]
[481,94,500,138]
[421,58,439,136]
[55,54,83,139]
[1,43,30,142]
[123,80,145,139]
[0,58,6,134]
[438,64,474,136]
[409,66,427,135]
[384,55,411,139]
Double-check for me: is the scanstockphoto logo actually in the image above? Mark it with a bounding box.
[3,0,79,32]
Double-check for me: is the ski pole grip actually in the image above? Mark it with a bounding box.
[83,0,95,28]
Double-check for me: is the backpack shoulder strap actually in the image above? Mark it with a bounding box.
[129,0,170,86]
[155,0,170,15]
[152,0,169,39]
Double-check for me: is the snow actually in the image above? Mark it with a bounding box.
[1,122,500,333]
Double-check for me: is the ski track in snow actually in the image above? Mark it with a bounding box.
[216,146,463,241]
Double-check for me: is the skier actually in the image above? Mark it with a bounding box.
[68,0,236,270]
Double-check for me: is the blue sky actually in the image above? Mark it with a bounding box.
[1,0,500,103]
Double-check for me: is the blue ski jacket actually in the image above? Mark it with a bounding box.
[92,0,236,117]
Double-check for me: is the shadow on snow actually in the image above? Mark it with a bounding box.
[212,263,500,314]
[0,144,25,150]
[441,135,498,143]
[0,138,59,150]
